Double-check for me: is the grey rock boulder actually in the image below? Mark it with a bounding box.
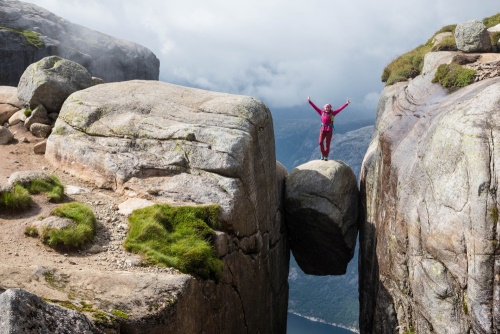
[285,160,359,275]
[30,123,52,138]
[0,288,99,334]
[0,86,21,124]
[8,170,51,187]
[24,104,51,129]
[0,0,159,86]
[0,126,13,145]
[18,56,95,112]
[455,20,491,52]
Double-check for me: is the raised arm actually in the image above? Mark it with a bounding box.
[307,96,322,116]
[332,99,350,116]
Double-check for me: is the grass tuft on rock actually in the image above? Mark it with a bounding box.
[0,185,32,211]
[432,63,476,91]
[124,203,223,281]
[382,25,457,86]
[42,202,96,250]
[483,13,500,28]
[25,175,64,202]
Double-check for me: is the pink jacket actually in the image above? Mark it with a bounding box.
[309,100,348,132]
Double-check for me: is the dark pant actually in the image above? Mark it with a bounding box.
[318,130,332,157]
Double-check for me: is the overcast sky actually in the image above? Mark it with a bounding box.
[25,0,500,121]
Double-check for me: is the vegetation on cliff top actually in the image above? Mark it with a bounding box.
[124,203,223,281]
[0,26,45,48]
[382,13,500,87]
[381,25,456,86]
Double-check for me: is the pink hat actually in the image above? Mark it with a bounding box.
[324,104,332,109]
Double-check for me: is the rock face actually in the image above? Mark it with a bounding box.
[360,50,500,333]
[18,56,95,112]
[0,0,159,86]
[0,288,98,334]
[45,80,289,333]
[285,160,359,275]
[455,20,491,53]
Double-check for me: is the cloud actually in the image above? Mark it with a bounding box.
[25,0,500,120]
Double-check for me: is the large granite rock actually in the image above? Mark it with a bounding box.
[455,20,492,53]
[18,56,95,112]
[360,50,500,333]
[0,288,98,334]
[285,160,359,275]
[0,0,159,86]
[45,80,289,333]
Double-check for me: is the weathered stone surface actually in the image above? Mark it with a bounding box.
[24,104,51,129]
[360,51,500,333]
[0,288,99,334]
[0,86,21,124]
[31,216,75,233]
[0,126,13,145]
[431,31,453,47]
[30,123,52,138]
[7,110,22,126]
[455,20,491,52]
[45,80,289,333]
[0,0,159,86]
[285,160,359,275]
[18,56,95,112]
[117,198,155,216]
[33,140,46,154]
[8,170,50,186]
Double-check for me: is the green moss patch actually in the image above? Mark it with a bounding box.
[124,203,223,281]
[24,175,65,202]
[0,26,45,48]
[432,63,476,91]
[0,184,32,211]
[41,202,97,250]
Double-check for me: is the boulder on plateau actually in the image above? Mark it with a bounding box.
[454,20,492,52]
[0,86,22,124]
[360,50,500,334]
[0,288,98,334]
[45,80,289,333]
[18,56,95,112]
[285,160,359,275]
[0,0,159,86]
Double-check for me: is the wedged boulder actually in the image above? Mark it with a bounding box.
[45,80,289,333]
[455,20,491,52]
[285,160,359,275]
[0,86,22,124]
[360,50,500,333]
[0,288,98,334]
[18,56,95,112]
[0,0,159,86]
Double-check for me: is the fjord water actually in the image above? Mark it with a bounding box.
[287,313,356,334]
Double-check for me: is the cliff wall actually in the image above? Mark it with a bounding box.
[360,51,500,333]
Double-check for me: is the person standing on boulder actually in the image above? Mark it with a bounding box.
[307,96,350,161]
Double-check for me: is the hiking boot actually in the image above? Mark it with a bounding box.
[324,157,328,161]
[320,156,324,160]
